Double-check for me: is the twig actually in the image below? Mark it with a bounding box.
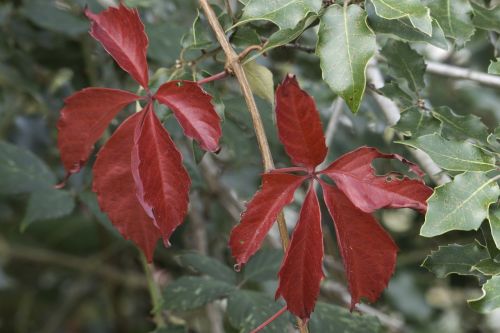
[426,61,500,89]
[197,1,307,331]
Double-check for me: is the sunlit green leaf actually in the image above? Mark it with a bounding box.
[394,107,441,137]
[468,275,500,313]
[243,61,274,105]
[425,0,475,45]
[371,0,432,35]
[471,2,500,33]
[431,106,490,145]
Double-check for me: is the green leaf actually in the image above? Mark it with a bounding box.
[488,58,500,75]
[489,207,500,251]
[468,275,500,313]
[181,10,213,50]
[431,106,490,145]
[425,0,475,45]
[398,134,496,172]
[473,259,500,276]
[243,249,283,282]
[163,276,235,311]
[380,82,416,108]
[236,0,322,30]
[422,242,489,278]
[371,0,432,35]
[0,141,56,195]
[177,252,236,285]
[471,2,500,33]
[317,4,376,113]
[232,27,262,49]
[78,191,119,236]
[21,189,75,231]
[381,41,426,93]
[421,172,500,237]
[394,107,441,137]
[309,302,382,333]
[227,290,289,332]
[366,1,448,50]
[243,61,274,105]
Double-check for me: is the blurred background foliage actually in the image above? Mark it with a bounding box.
[0,0,500,332]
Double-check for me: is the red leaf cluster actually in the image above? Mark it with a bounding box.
[229,75,433,320]
[57,4,221,261]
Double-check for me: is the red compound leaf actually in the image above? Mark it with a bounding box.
[320,147,433,214]
[229,173,307,266]
[276,183,324,320]
[85,3,149,88]
[92,111,159,261]
[57,88,140,175]
[154,80,221,152]
[131,103,191,244]
[275,75,327,169]
[322,182,398,310]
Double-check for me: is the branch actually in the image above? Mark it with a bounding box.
[197,1,307,331]
[426,61,500,89]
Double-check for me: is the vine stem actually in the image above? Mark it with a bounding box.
[197,1,307,332]
[140,252,166,328]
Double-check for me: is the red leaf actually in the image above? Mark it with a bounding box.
[275,75,327,168]
[229,173,307,266]
[154,81,221,152]
[276,184,324,320]
[57,88,140,175]
[320,147,432,213]
[85,3,149,88]
[131,103,191,243]
[93,111,160,261]
[321,182,398,309]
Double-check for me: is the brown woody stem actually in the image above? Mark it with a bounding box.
[197,1,307,332]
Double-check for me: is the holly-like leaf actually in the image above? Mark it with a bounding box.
[381,41,426,93]
[394,107,441,137]
[421,172,500,237]
[366,1,448,50]
[488,58,500,75]
[371,0,432,35]
[154,81,221,152]
[229,173,307,266]
[489,208,500,250]
[243,61,275,105]
[425,0,475,45]
[322,183,398,309]
[57,88,140,175]
[93,112,160,261]
[320,147,432,214]
[471,1,500,34]
[131,103,191,244]
[317,4,376,113]
[422,242,489,278]
[85,4,150,88]
[236,0,322,30]
[275,75,327,168]
[276,184,324,320]
[473,259,500,276]
[431,106,489,145]
[399,134,496,172]
[468,275,500,313]
[21,189,75,231]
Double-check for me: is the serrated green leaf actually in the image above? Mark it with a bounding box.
[371,0,432,35]
[431,106,490,145]
[489,207,500,250]
[366,1,448,50]
[425,0,475,45]
[227,290,290,332]
[309,302,382,332]
[473,259,500,276]
[236,0,322,30]
[468,275,500,313]
[317,4,376,113]
[382,41,426,93]
[243,61,274,105]
[398,134,496,172]
[380,82,416,108]
[394,107,441,137]
[163,276,235,311]
[181,10,213,50]
[471,2,500,33]
[422,242,489,278]
[421,172,500,237]
[177,252,236,285]
[0,141,56,195]
[243,249,282,282]
[488,58,500,75]
[21,189,75,231]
